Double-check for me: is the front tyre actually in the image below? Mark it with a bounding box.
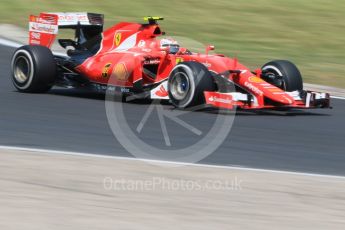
[262,60,303,92]
[168,62,215,109]
[11,45,56,93]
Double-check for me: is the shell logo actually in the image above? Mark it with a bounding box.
[101,63,112,78]
[112,63,129,81]
[249,76,265,83]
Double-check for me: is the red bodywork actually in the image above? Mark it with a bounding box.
[29,13,331,110]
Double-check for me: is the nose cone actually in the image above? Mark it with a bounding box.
[260,87,295,105]
[276,94,295,105]
[241,75,295,105]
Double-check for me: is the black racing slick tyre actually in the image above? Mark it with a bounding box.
[11,45,56,93]
[262,60,303,92]
[168,61,215,109]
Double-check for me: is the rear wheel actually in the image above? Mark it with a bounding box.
[168,62,215,109]
[11,45,56,93]
[262,60,303,92]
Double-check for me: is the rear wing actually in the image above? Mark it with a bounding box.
[49,12,104,28]
[29,12,104,48]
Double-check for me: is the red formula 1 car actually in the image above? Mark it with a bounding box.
[11,12,330,110]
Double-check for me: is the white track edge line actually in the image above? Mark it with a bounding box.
[331,96,345,100]
[0,145,344,180]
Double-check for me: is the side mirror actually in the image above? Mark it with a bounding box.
[206,45,215,55]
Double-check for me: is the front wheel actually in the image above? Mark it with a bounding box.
[168,62,215,109]
[262,60,303,92]
[11,45,56,93]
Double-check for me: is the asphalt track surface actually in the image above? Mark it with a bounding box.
[1,44,345,176]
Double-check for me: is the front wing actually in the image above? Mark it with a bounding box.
[204,90,331,110]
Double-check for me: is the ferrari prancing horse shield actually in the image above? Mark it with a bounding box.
[115,32,122,46]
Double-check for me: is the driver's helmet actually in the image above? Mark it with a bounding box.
[160,38,180,54]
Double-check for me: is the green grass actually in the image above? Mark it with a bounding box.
[1,0,345,87]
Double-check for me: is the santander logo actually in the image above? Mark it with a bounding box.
[155,85,169,97]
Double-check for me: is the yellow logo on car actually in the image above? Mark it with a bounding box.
[249,76,265,83]
[176,57,184,64]
[102,63,112,78]
[115,33,122,46]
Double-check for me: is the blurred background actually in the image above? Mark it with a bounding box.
[1,0,344,87]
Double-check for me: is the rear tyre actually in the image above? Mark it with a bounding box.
[168,62,215,109]
[262,60,303,92]
[11,45,56,93]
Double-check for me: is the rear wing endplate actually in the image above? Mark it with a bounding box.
[29,13,59,48]
[29,12,104,48]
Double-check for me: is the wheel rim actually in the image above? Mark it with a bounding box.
[14,55,31,83]
[170,72,190,100]
[262,66,286,91]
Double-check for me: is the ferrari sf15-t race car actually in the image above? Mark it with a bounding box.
[11,13,331,110]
